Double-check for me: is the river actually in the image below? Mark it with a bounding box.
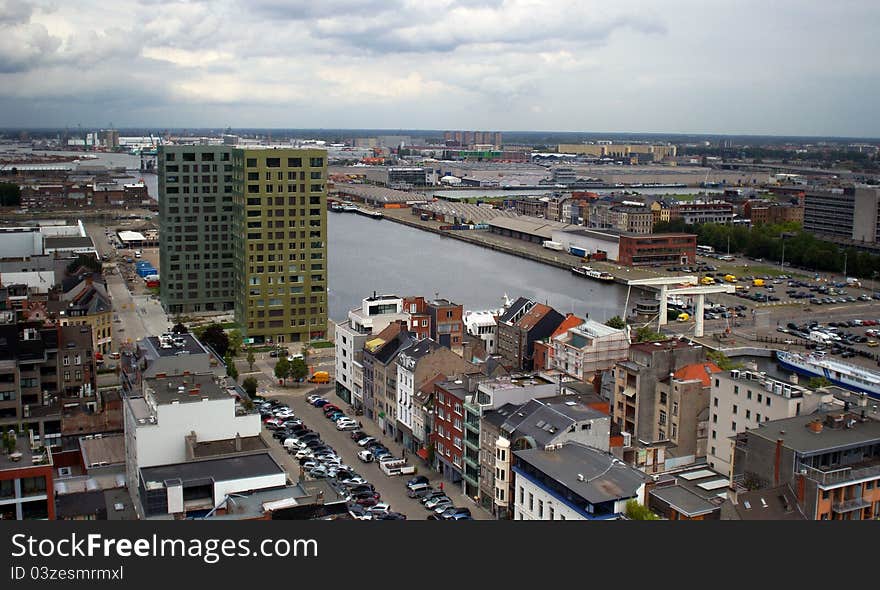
[326,212,632,321]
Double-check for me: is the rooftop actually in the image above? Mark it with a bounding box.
[144,373,232,406]
[192,436,268,458]
[514,442,648,505]
[140,453,284,488]
[516,303,557,331]
[723,485,805,521]
[650,484,719,518]
[0,435,52,470]
[673,362,723,387]
[79,434,126,468]
[747,411,880,455]
[142,333,211,358]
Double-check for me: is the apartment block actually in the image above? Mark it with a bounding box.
[708,369,830,477]
[0,435,54,520]
[232,148,328,345]
[551,318,629,381]
[612,339,705,473]
[803,186,880,247]
[652,362,722,462]
[158,145,236,314]
[512,442,647,520]
[732,411,880,520]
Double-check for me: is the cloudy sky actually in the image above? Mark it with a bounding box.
[0,0,878,136]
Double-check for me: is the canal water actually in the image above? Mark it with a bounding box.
[327,212,632,321]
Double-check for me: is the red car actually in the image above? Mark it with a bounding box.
[355,496,379,508]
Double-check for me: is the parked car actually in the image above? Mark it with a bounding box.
[367,502,392,516]
[351,430,368,441]
[407,484,432,498]
[424,495,451,510]
[357,450,373,463]
[406,475,430,489]
[375,512,407,520]
[432,500,455,514]
[441,507,471,520]
[357,437,377,447]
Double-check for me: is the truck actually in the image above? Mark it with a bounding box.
[308,371,330,384]
[676,312,690,322]
[700,276,716,285]
[809,331,830,345]
[724,274,737,283]
[379,457,416,476]
[569,246,587,258]
[846,277,862,288]
[542,240,564,251]
[752,278,765,287]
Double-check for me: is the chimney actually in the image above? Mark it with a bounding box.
[796,472,806,503]
[807,420,823,434]
[774,439,783,487]
[234,432,242,452]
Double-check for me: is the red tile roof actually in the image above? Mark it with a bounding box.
[551,314,585,339]
[516,303,554,331]
[673,362,722,387]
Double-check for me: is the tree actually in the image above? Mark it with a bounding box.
[225,352,238,382]
[289,358,308,386]
[246,348,256,372]
[706,350,741,371]
[605,316,626,329]
[242,376,258,397]
[634,326,665,343]
[200,324,229,357]
[625,499,659,520]
[0,183,21,207]
[171,322,188,334]
[808,376,831,389]
[227,329,243,357]
[274,357,290,384]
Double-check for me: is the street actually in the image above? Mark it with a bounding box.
[255,381,489,520]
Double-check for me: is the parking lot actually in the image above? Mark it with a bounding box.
[258,386,487,521]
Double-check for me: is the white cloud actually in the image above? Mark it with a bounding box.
[0,0,877,136]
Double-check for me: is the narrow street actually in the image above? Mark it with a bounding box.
[255,380,490,520]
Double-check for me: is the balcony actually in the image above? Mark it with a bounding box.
[832,498,871,514]
[465,432,479,449]
[799,460,880,487]
[465,419,480,434]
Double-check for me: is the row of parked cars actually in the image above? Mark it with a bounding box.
[403,476,473,520]
[260,396,405,520]
[779,321,880,359]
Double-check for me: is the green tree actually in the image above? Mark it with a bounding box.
[242,376,258,397]
[274,357,290,384]
[225,352,238,382]
[200,324,229,357]
[605,316,626,329]
[625,499,659,520]
[289,358,308,386]
[246,348,256,372]
[0,183,21,207]
[227,329,243,357]
[706,350,742,371]
[171,322,188,334]
[634,326,664,343]
[807,376,832,389]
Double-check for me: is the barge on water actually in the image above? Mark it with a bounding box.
[571,266,615,282]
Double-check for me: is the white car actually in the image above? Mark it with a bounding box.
[341,476,368,486]
[306,394,323,404]
[367,502,392,516]
[357,450,373,463]
[336,419,359,431]
[357,437,376,447]
[293,448,314,459]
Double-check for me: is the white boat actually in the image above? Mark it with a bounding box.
[776,351,880,399]
[571,266,614,282]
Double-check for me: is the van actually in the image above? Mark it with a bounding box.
[406,482,431,498]
[308,371,330,384]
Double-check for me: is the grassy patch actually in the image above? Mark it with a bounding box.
[310,340,335,349]
[220,322,239,330]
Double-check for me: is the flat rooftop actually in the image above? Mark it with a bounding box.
[144,373,230,405]
[142,333,210,358]
[0,436,51,470]
[80,434,126,468]
[140,453,284,487]
[193,436,268,458]
[747,411,880,454]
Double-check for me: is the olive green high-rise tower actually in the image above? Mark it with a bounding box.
[231,147,328,345]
